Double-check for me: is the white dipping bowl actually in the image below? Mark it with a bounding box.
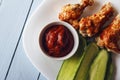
[39,21,79,60]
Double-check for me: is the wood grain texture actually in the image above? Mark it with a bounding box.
[0,0,33,80]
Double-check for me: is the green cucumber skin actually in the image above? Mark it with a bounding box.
[75,43,99,80]
[106,62,114,80]
[89,49,109,80]
[105,54,114,80]
[57,35,86,80]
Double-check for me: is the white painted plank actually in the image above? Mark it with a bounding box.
[6,40,39,80]
[39,74,47,80]
[0,0,33,80]
[0,0,2,6]
[6,0,47,80]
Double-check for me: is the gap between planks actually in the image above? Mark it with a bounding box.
[4,0,41,80]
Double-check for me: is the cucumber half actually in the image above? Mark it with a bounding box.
[75,43,99,80]
[89,49,109,80]
[105,53,114,80]
[57,35,86,80]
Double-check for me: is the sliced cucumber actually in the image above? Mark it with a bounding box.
[75,43,99,80]
[105,54,114,80]
[89,49,109,80]
[57,35,86,80]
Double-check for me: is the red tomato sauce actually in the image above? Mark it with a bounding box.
[40,25,74,57]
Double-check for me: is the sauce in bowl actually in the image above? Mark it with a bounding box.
[40,25,74,57]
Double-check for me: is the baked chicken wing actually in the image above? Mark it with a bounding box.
[79,3,114,37]
[59,0,94,29]
[97,14,120,54]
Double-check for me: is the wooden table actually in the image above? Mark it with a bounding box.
[0,0,47,80]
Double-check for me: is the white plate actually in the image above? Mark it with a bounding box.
[23,0,120,80]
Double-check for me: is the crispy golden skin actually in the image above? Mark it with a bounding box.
[79,3,114,37]
[97,15,120,54]
[59,0,94,29]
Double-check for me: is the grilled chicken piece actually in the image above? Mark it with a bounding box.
[79,3,114,37]
[97,14,120,54]
[59,0,94,29]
